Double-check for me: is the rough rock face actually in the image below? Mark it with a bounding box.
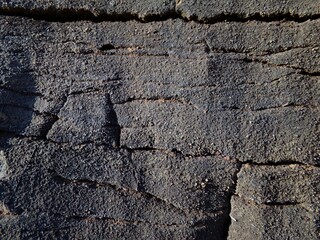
[0,1,319,239]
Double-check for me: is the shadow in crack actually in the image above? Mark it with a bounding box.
[104,93,121,147]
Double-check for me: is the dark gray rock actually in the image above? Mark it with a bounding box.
[0,2,319,239]
[228,164,319,239]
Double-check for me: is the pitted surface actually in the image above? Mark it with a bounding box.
[0,2,319,239]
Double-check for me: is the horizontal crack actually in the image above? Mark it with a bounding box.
[121,146,168,152]
[66,215,185,228]
[114,97,207,113]
[240,160,319,168]
[299,70,320,77]
[241,56,320,75]
[264,201,301,206]
[0,7,178,23]
[1,7,320,23]
[234,194,312,209]
[253,103,311,112]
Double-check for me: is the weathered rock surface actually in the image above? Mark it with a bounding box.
[177,0,320,21]
[229,164,319,240]
[0,1,319,239]
[0,0,175,21]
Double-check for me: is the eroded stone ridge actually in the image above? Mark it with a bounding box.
[0,2,319,239]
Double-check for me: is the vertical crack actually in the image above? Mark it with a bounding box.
[224,161,242,239]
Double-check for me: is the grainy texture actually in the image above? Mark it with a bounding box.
[0,1,319,239]
[176,0,320,21]
[0,0,176,20]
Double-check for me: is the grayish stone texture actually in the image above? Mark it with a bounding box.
[176,0,320,21]
[0,1,319,239]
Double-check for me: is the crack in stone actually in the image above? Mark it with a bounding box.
[233,193,312,209]
[66,215,186,228]
[241,56,320,75]
[209,45,319,57]
[254,103,312,112]
[240,161,320,168]
[114,96,207,113]
[241,72,297,86]
[224,160,242,239]
[1,6,320,23]
[263,201,302,206]
[44,95,68,140]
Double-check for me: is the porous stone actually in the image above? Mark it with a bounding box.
[177,0,320,21]
[228,164,320,239]
[0,2,319,239]
[0,0,176,20]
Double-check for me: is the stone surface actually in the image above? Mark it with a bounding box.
[0,2,319,239]
[177,0,320,21]
[229,196,319,240]
[236,164,320,205]
[0,0,176,21]
[228,164,319,239]
[1,17,318,165]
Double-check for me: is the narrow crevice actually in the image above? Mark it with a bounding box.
[263,201,301,206]
[67,83,120,98]
[234,194,308,208]
[0,7,179,23]
[260,45,318,56]
[179,11,320,24]
[68,88,106,96]
[1,7,320,23]
[208,46,247,55]
[242,56,320,76]
[240,159,319,167]
[121,146,236,162]
[98,44,116,51]
[114,96,206,113]
[299,70,320,77]
[253,103,309,112]
[44,95,68,140]
[51,171,133,192]
[121,146,168,152]
[66,215,184,228]
[240,72,297,86]
[224,162,242,239]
